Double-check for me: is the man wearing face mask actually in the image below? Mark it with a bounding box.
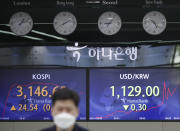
[41,88,89,131]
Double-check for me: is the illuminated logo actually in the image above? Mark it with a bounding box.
[66,42,138,62]
[66,42,88,62]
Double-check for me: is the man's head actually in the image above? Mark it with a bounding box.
[51,87,80,130]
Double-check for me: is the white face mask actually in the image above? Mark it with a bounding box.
[53,112,76,130]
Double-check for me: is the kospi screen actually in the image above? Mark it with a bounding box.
[89,69,180,121]
[0,68,86,121]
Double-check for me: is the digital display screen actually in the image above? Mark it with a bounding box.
[89,69,180,120]
[0,68,86,121]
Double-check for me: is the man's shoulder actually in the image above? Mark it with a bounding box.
[40,124,89,131]
[40,125,56,131]
[75,124,89,131]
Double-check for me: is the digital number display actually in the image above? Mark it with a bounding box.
[89,69,180,120]
[0,68,179,121]
[0,69,86,120]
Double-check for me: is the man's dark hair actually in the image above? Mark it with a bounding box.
[51,87,80,107]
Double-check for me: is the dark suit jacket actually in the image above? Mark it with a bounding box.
[41,124,89,131]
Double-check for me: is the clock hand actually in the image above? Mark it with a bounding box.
[18,18,25,26]
[104,22,111,26]
[56,19,72,29]
[61,19,71,26]
[149,19,158,29]
[104,19,113,27]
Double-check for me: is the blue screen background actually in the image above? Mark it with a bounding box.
[90,69,180,120]
[0,69,86,121]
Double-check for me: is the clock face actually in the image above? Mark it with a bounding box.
[98,11,122,36]
[143,11,167,35]
[53,12,77,35]
[9,12,33,36]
